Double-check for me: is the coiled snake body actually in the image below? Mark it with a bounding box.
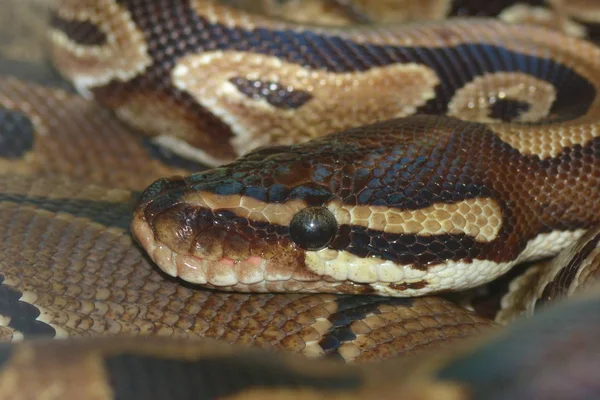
[0,0,599,398]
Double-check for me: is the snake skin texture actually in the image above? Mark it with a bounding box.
[49,0,600,166]
[1,281,600,399]
[0,0,599,398]
[0,175,496,362]
[226,0,600,41]
[133,115,598,296]
[63,0,598,295]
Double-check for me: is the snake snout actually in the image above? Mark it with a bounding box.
[131,182,274,287]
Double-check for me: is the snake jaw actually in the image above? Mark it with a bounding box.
[131,194,331,292]
[132,210,261,285]
[132,180,307,288]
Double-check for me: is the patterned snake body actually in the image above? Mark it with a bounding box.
[0,0,600,398]
[2,273,600,399]
[50,0,600,295]
[133,114,599,296]
[51,1,600,165]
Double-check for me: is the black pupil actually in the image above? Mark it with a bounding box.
[289,207,337,250]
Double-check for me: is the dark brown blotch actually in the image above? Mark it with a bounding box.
[388,280,428,291]
[50,13,108,46]
[229,77,313,109]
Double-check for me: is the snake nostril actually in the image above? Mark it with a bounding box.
[152,204,199,254]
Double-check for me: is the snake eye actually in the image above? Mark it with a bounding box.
[289,206,337,250]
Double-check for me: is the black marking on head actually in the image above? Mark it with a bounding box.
[141,138,209,172]
[229,77,313,109]
[0,275,56,338]
[0,107,35,159]
[320,296,412,360]
[104,353,360,400]
[0,194,133,230]
[535,231,600,311]
[333,229,485,269]
[488,99,531,122]
[50,13,108,46]
[153,205,501,268]
[0,57,76,92]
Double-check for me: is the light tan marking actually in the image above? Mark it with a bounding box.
[189,0,497,47]
[448,73,556,123]
[227,0,360,26]
[0,344,114,400]
[235,0,453,26]
[183,5,600,159]
[487,119,600,159]
[499,4,587,38]
[191,0,596,53]
[172,51,438,157]
[150,135,232,167]
[50,0,151,95]
[185,192,502,242]
[328,198,503,243]
[103,93,235,166]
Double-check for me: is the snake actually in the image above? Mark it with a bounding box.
[0,0,599,398]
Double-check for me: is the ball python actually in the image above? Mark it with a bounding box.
[0,0,599,398]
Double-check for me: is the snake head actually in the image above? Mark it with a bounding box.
[132,117,519,297]
[131,142,356,294]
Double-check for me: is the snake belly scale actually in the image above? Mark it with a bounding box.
[0,0,599,398]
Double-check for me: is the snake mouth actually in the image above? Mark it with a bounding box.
[131,207,343,293]
[131,174,336,293]
[131,211,369,294]
[131,211,266,287]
